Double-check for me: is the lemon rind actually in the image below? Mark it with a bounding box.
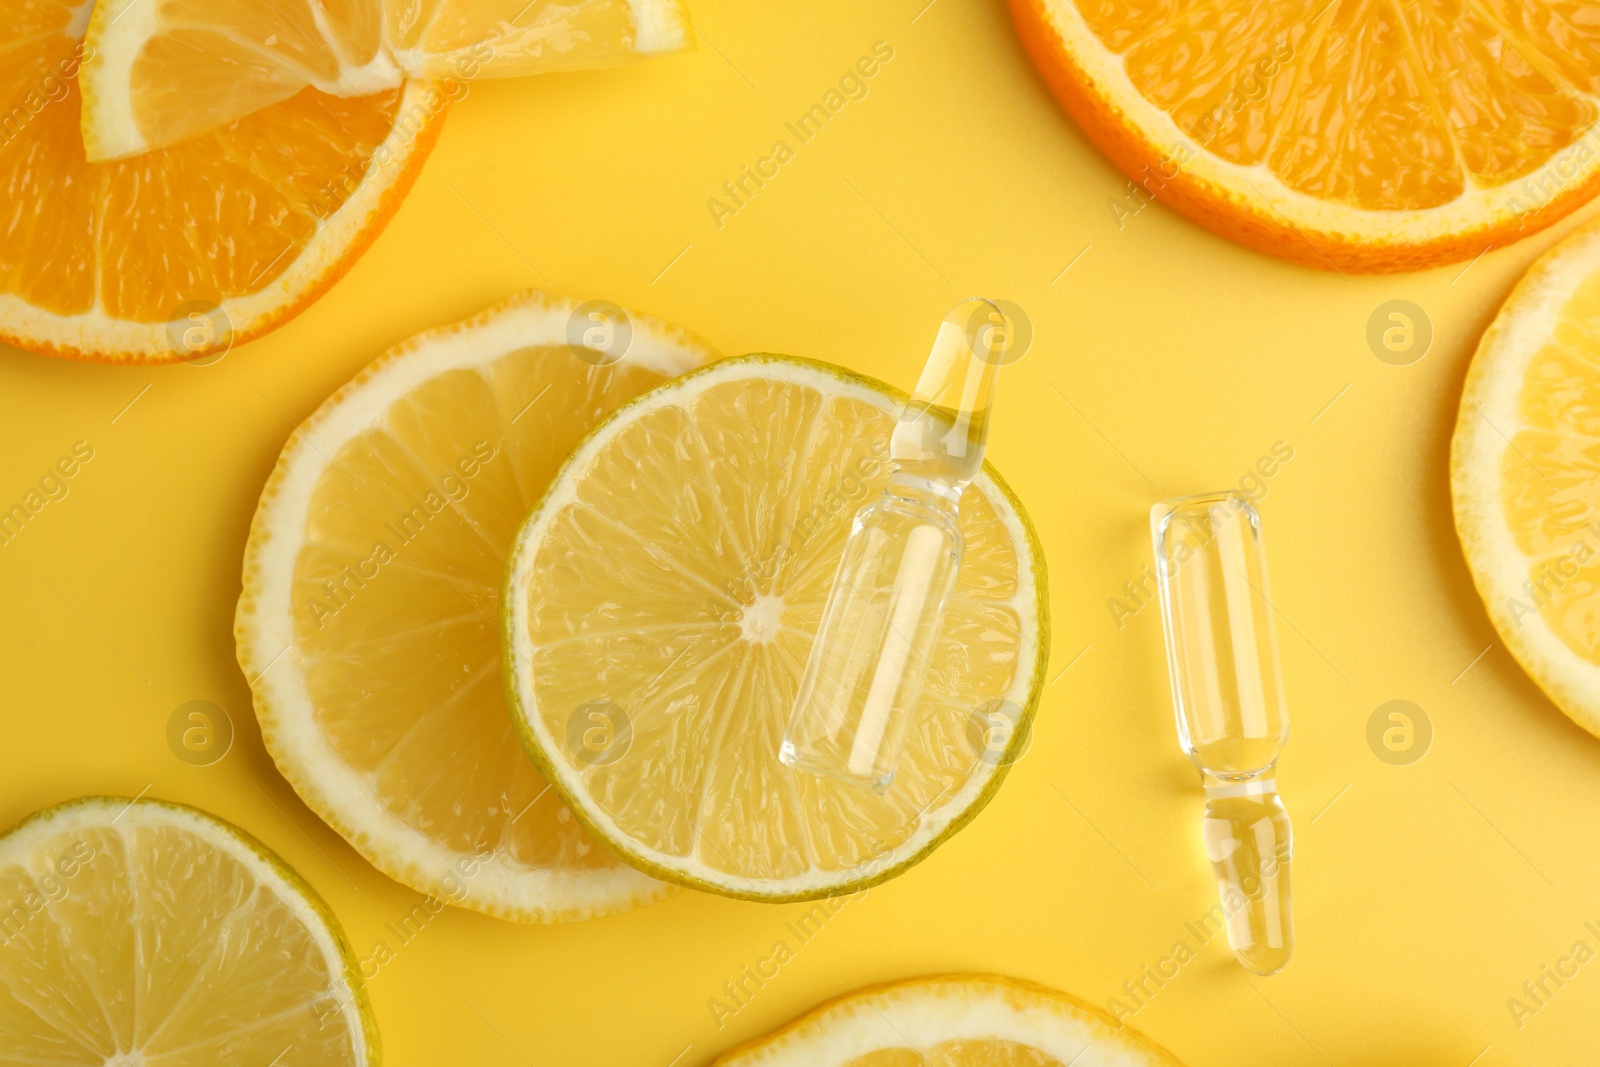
[1452,216,1600,736]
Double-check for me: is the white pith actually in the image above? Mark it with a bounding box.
[714,976,1175,1066]
[1453,217,1600,734]
[236,290,712,920]
[3,56,437,362]
[81,0,691,160]
[1036,0,1600,246]
[0,798,371,1065]
[82,0,405,160]
[504,358,1046,900]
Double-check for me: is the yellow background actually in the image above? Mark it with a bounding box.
[5,1,1600,1063]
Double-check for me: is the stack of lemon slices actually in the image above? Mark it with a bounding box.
[0,0,691,362]
[235,294,1050,916]
[237,290,711,921]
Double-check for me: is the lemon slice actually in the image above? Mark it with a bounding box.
[81,0,693,160]
[504,355,1048,901]
[236,289,715,921]
[712,974,1186,1066]
[1454,217,1600,736]
[0,797,375,1065]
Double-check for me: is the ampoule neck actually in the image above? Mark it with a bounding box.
[1199,765,1278,794]
[885,471,962,512]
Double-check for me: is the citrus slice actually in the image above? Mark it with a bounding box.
[0,796,375,1065]
[0,0,441,363]
[1453,217,1600,736]
[504,355,1049,901]
[1010,0,1600,272]
[81,0,692,160]
[236,289,715,921]
[711,974,1186,1066]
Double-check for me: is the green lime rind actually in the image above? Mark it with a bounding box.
[501,352,1050,903]
[0,795,380,1065]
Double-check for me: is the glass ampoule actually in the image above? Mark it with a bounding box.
[779,299,1010,792]
[1151,492,1294,975]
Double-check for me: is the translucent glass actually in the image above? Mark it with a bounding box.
[1203,775,1294,976]
[1151,492,1294,975]
[780,299,1005,791]
[1152,493,1289,774]
[779,484,961,791]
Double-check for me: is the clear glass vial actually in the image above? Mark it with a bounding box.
[1151,491,1294,975]
[779,299,1010,792]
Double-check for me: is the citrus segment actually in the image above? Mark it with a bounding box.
[1011,0,1600,271]
[0,797,375,1066]
[0,0,442,362]
[237,289,714,921]
[711,974,1185,1067]
[81,0,692,159]
[505,356,1048,901]
[1454,217,1600,735]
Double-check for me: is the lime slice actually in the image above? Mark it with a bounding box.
[712,973,1187,1066]
[504,355,1048,901]
[0,797,375,1065]
[236,289,715,921]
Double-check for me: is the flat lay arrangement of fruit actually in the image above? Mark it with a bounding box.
[4,1,1600,1064]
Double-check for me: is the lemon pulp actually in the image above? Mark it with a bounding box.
[507,357,1047,899]
[0,798,372,1066]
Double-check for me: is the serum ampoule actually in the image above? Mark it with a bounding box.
[779,299,1010,792]
[1151,492,1295,975]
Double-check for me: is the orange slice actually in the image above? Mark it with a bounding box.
[1454,216,1600,736]
[81,0,692,160]
[1010,0,1600,272]
[0,0,440,363]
